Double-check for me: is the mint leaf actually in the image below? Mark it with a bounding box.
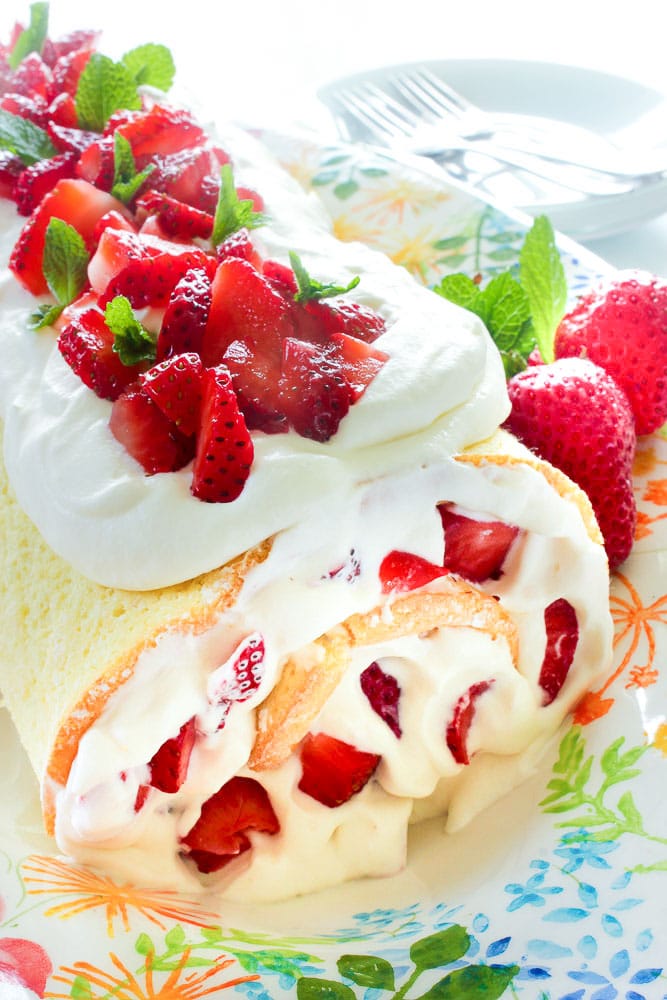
[8,1,49,69]
[290,251,360,303]
[111,132,154,204]
[0,108,57,164]
[211,163,265,245]
[122,43,175,92]
[105,296,156,365]
[30,302,65,330]
[75,53,142,132]
[519,214,567,363]
[42,216,90,304]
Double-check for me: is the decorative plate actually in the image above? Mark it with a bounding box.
[1,134,666,1000]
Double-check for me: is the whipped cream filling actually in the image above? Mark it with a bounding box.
[0,124,508,591]
[53,457,613,901]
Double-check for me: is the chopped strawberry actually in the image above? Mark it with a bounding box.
[91,209,137,245]
[46,121,98,155]
[11,52,52,99]
[235,185,264,212]
[181,776,280,874]
[201,256,292,367]
[109,382,195,473]
[58,304,148,400]
[538,598,579,705]
[75,134,115,190]
[302,297,387,344]
[146,145,224,210]
[440,507,520,583]
[0,150,23,200]
[0,91,49,127]
[157,266,213,360]
[135,190,213,240]
[330,331,388,400]
[191,364,254,502]
[263,258,298,295]
[217,227,262,268]
[378,550,445,593]
[222,338,287,434]
[88,227,168,293]
[100,247,215,309]
[47,91,78,128]
[47,45,93,99]
[208,632,265,729]
[148,717,196,793]
[141,352,204,437]
[111,105,206,161]
[298,732,380,808]
[279,338,353,442]
[13,151,78,216]
[10,179,124,295]
[43,29,99,66]
[360,662,402,738]
[446,681,493,765]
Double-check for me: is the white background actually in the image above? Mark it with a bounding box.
[3,0,667,273]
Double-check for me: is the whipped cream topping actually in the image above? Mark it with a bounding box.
[0,124,508,591]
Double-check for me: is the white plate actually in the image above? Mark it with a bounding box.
[318,58,667,242]
[1,133,666,998]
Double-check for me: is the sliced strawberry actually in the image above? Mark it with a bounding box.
[378,550,445,594]
[440,507,520,583]
[88,227,161,294]
[146,145,222,210]
[141,352,204,437]
[13,151,78,216]
[222,338,287,434]
[11,52,52,99]
[0,150,23,200]
[302,297,386,344]
[201,256,293,367]
[75,134,115,190]
[10,179,124,295]
[135,190,213,240]
[181,776,280,874]
[446,681,493,765]
[46,121,98,155]
[157,266,212,360]
[111,105,205,161]
[279,338,353,442]
[298,732,380,808]
[91,209,137,245]
[43,29,99,66]
[538,598,579,705]
[58,304,148,400]
[47,91,78,128]
[148,717,196,793]
[109,383,195,473]
[100,247,215,309]
[217,227,262,268]
[263,258,298,295]
[47,46,93,99]
[330,331,388,400]
[208,632,265,729]
[0,91,49,127]
[360,662,402,738]
[191,364,254,502]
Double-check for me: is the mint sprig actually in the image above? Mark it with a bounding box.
[0,108,57,164]
[30,218,90,329]
[211,163,265,245]
[122,43,175,92]
[8,1,49,70]
[434,214,567,375]
[75,52,143,132]
[111,132,154,204]
[290,251,360,303]
[105,296,156,365]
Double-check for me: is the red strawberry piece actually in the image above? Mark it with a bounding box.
[147,145,223,210]
[135,190,213,240]
[75,134,115,190]
[181,776,280,874]
[0,150,23,200]
[440,507,520,583]
[141,352,204,437]
[43,29,99,65]
[298,732,380,808]
[148,717,196,794]
[47,46,93,99]
[201,256,293,367]
[100,248,215,310]
[12,151,78,216]
[133,782,150,813]
[263,258,298,295]
[235,185,264,212]
[330,331,388,400]
[360,661,402,737]
[46,121,98,155]
[109,382,195,474]
[10,178,124,295]
[446,680,493,765]
[505,357,637,570]
[538,598,579,705]
[303,298,387,344]
[111,105,206,161]
[58,304,148,401]
[0,91,49,126]
[157,266,212,360]
[554,269,667,436]
[279,337,353,442]
[47,91,78,128]
[88,227,159,294]
[222,338,287,434]
[11,51,52,98]
[191,364,254,502]
[91,209,137,245]
[217,227,262,268]
[378,550,445,594]
[208,632,265,729]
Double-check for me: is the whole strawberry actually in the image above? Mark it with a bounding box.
[505,357,637,570]
[554,269,667,435]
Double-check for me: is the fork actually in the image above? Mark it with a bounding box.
[321,76,667,197]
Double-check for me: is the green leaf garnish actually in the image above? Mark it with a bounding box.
[518,214,567,364]
[30,218,90,329]
[30,302,65,330]
[75,52,142,132]
[0,108,57,164]
[111,132,154,204]
[105,296,156,365]
[122,43,175,92]
[290,251,360,303]
[8,1,49,69]
[211,163,265,246]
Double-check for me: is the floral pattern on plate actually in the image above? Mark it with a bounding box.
[1,135,665,1000]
